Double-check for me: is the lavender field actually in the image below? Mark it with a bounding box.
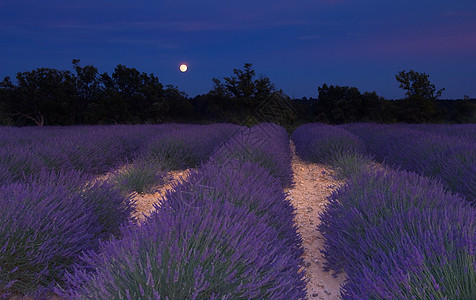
[1,123,475,299]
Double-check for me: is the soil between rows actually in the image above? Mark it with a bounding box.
[286,142,346,300]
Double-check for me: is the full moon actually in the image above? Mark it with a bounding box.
[179,64,188,72]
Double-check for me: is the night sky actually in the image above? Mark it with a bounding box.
[1,0,475,99]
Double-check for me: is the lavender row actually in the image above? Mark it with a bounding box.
[319,168,476,299]
[342,123,476,205]
[0,170,136,297]
[0,123,240,186]
[0,125,171,184]
[59,123,306,299]
[109,123,242,194]
[406,123,476,143]
[0,124,241,296]
[291,123,372,179]
[139,123,242,170]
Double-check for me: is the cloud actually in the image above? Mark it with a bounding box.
[442,10,475,18]
[352,23,476,58]
[80,19,309,33]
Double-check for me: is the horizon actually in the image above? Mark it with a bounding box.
[1,0,475,100]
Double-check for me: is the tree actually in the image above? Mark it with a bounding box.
[396,70,444,100]
[72,59,101,100]
[0,76,15,125]
[315,84,390,124]
[316,84,362,124]
[72,59,102,123]
[95,65,166,124]
[8,68,76,126]
[396,70,445,123]
[160,85,192,121]
[210,63,276,100]
[206,63,280,125]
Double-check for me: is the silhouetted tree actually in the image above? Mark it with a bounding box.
[0,77,15,125]
[71,59,102,124]
[190,93,231,123]
[396,70,445,123]
[92,65,166,124]
[159,85,193,122]
[5,68,77,126]
[439,97,476,123]
[207,63,293,126]
[315,84,391,124]
[360,91,390,122]
[210,63,276,100]
[3,60,472,126]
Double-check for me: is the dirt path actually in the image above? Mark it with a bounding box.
[286,143,347,300]
[132,169,192,222]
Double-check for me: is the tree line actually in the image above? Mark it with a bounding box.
[0,60,474,127]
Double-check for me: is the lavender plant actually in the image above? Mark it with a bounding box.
[318,169,466,275]
[340,123,391,161]
[0,146,43,184]
[318,167,476,299]
[292,123,371,179]
[59,198,306,299]
[109,158,166,195]
[0,164,12,186]
[80,180,137,240]
[0,180,101,296]
[164,158,302,252]
[143,135,201,170]
[292,123,366,163]
[211,123,293,187]
[328,151,374,180]
[0,124,175,179]
[344,123,476,205]
[341,207,476,299]
[408,123,476,142]
[141,124,242,171]
[26,169,137,239]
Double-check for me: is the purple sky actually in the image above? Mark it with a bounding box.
[1,0,475,99]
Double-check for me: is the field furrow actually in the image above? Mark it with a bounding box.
[287,142,346,300]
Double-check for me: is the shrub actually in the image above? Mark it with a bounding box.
[292,123,366,164]
[109,159,166,195]
[292,123,371,179]
[408,123,476,142]
[341,207,476,299]
[59,199,306,299]
[318,169,466,276]
[0,179,101,296]
[211,123,293,187]
[80,180,136,240]
[318,168,476,299]
[35,143,74,172]
[141,124,242,171]
[0,124,171,178]
[0,169,136,296]
[329,151,374,180]
[164,159,302,251]
[344,123,476,205]
[340,123,390,161]
[27,169,137,240]
[0,146,44,184]
[0,164,12,186]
